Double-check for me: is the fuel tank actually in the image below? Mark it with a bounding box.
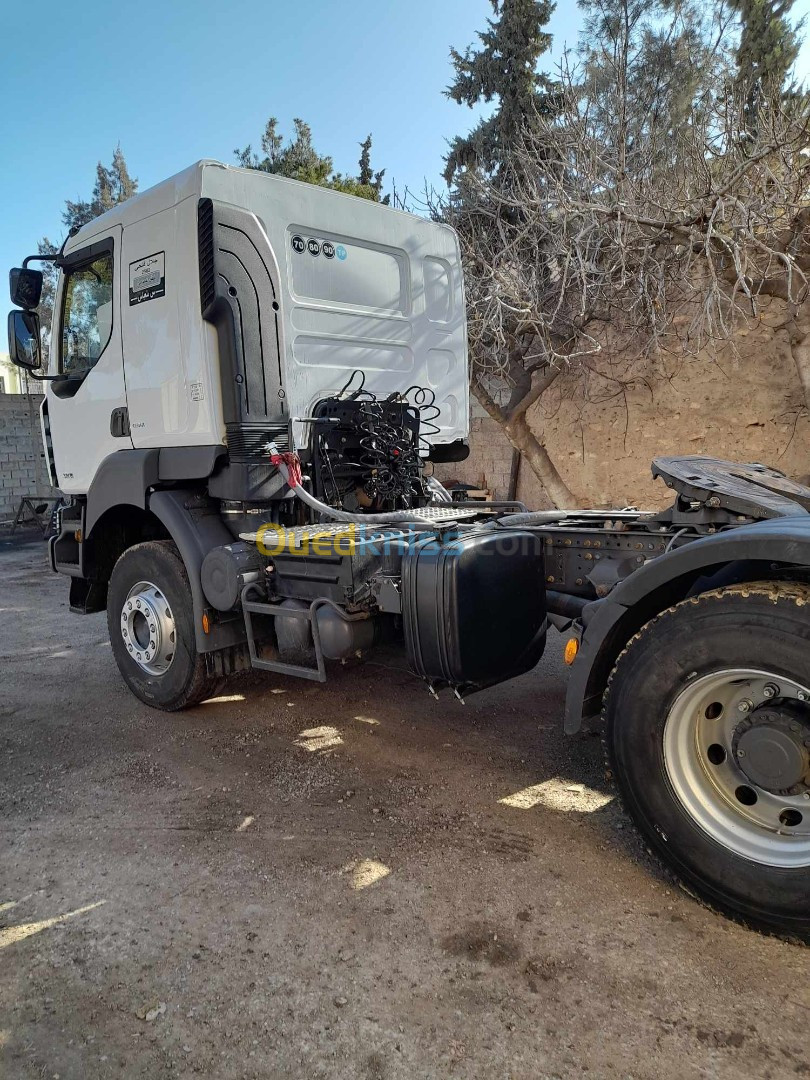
[401,529,547,694]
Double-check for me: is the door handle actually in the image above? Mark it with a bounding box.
[110,407,130,437]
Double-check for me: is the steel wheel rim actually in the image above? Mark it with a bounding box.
[120,581,176,676]
[663,668,810,868]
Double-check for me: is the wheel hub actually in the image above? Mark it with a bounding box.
[120,581,176,676]
[733,707,810,796]
[663,668,810,868]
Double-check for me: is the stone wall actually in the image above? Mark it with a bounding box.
[437,301,810,510]
[0,393,54,524]
[433,398,520,500]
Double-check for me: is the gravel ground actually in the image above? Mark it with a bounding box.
[1,533,809,1080]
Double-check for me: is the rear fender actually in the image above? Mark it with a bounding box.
[564,517,810,733]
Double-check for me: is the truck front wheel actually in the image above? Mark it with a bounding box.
[605,582,810,940]
[107,541,220,711]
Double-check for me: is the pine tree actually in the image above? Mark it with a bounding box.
[442,0,573,503]
[578,0,720,181]
[37,147,137,348]
[358,134,387,201]
[358,135,374,186]
[443,0,557,184]
[729,0,801,125]
[235,119,388,202]
[62,145,138,233]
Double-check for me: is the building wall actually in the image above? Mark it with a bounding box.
[0,393,54,524]
[0,353,25,396]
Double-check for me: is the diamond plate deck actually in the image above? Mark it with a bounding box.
[238,505,482,544]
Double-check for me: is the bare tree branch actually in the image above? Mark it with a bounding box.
[434,0,810,507]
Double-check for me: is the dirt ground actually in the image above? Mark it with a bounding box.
[1,533,809,1080]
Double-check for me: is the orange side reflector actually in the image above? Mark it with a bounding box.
[202,612,211,635]
[564,637,580,665]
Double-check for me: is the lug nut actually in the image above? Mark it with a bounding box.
[738,700,753,714]
[763,684,779,699]
[798,691,809,703]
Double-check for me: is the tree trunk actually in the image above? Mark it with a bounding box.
[789,307,810,414]
[471,375,578,510]
[503,412,577,509]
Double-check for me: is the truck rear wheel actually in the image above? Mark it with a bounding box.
[605,582,810,940]
[107,541,220,711]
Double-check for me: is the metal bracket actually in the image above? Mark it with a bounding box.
[12,496,61,535]
[240,585,327,682]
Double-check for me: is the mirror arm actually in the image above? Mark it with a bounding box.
[23,231,76,271]
[22,254,61,270]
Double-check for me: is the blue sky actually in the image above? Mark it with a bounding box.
[1,0,808,284]
[0,0,583,280]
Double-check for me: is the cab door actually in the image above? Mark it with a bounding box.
[46,226,132,495]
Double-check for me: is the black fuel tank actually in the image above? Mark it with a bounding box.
[402,529,547,693]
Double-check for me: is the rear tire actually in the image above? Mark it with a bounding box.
[605,582,810,941]
[107,540,220,711]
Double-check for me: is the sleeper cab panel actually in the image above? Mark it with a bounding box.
[402,531,547,690]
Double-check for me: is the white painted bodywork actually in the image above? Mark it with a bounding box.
[46,161,469,494]
[47,225,130,493]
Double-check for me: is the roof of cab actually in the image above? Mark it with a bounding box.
[64,161,217,255]
[64,157,459,257]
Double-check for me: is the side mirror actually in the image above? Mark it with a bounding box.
[7,309,42,371]
[9,267,44,309]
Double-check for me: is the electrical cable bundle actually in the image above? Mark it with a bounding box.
[352,399,423,506]
[310,371,444,511]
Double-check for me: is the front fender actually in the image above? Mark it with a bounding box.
[148,489,246,654]
[564,516,810,733]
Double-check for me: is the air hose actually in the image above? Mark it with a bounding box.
[266,444,451,525]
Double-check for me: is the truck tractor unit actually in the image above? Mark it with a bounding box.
[8,160,810,939]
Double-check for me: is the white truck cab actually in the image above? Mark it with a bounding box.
[6,158,499,709]
[42,161,469,494]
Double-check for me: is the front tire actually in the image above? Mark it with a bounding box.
[605,582,810,940]
[107,541,220,711]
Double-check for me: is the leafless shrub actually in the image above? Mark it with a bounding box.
[434,25,810,506]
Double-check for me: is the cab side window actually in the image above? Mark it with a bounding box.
[60,252,114,375]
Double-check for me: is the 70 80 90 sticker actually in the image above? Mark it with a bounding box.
[291,234,347,262]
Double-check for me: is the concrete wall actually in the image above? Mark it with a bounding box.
[437,299,810,511]
[0,393,54,524]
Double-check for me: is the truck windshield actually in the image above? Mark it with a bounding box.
[60,253,114,375]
